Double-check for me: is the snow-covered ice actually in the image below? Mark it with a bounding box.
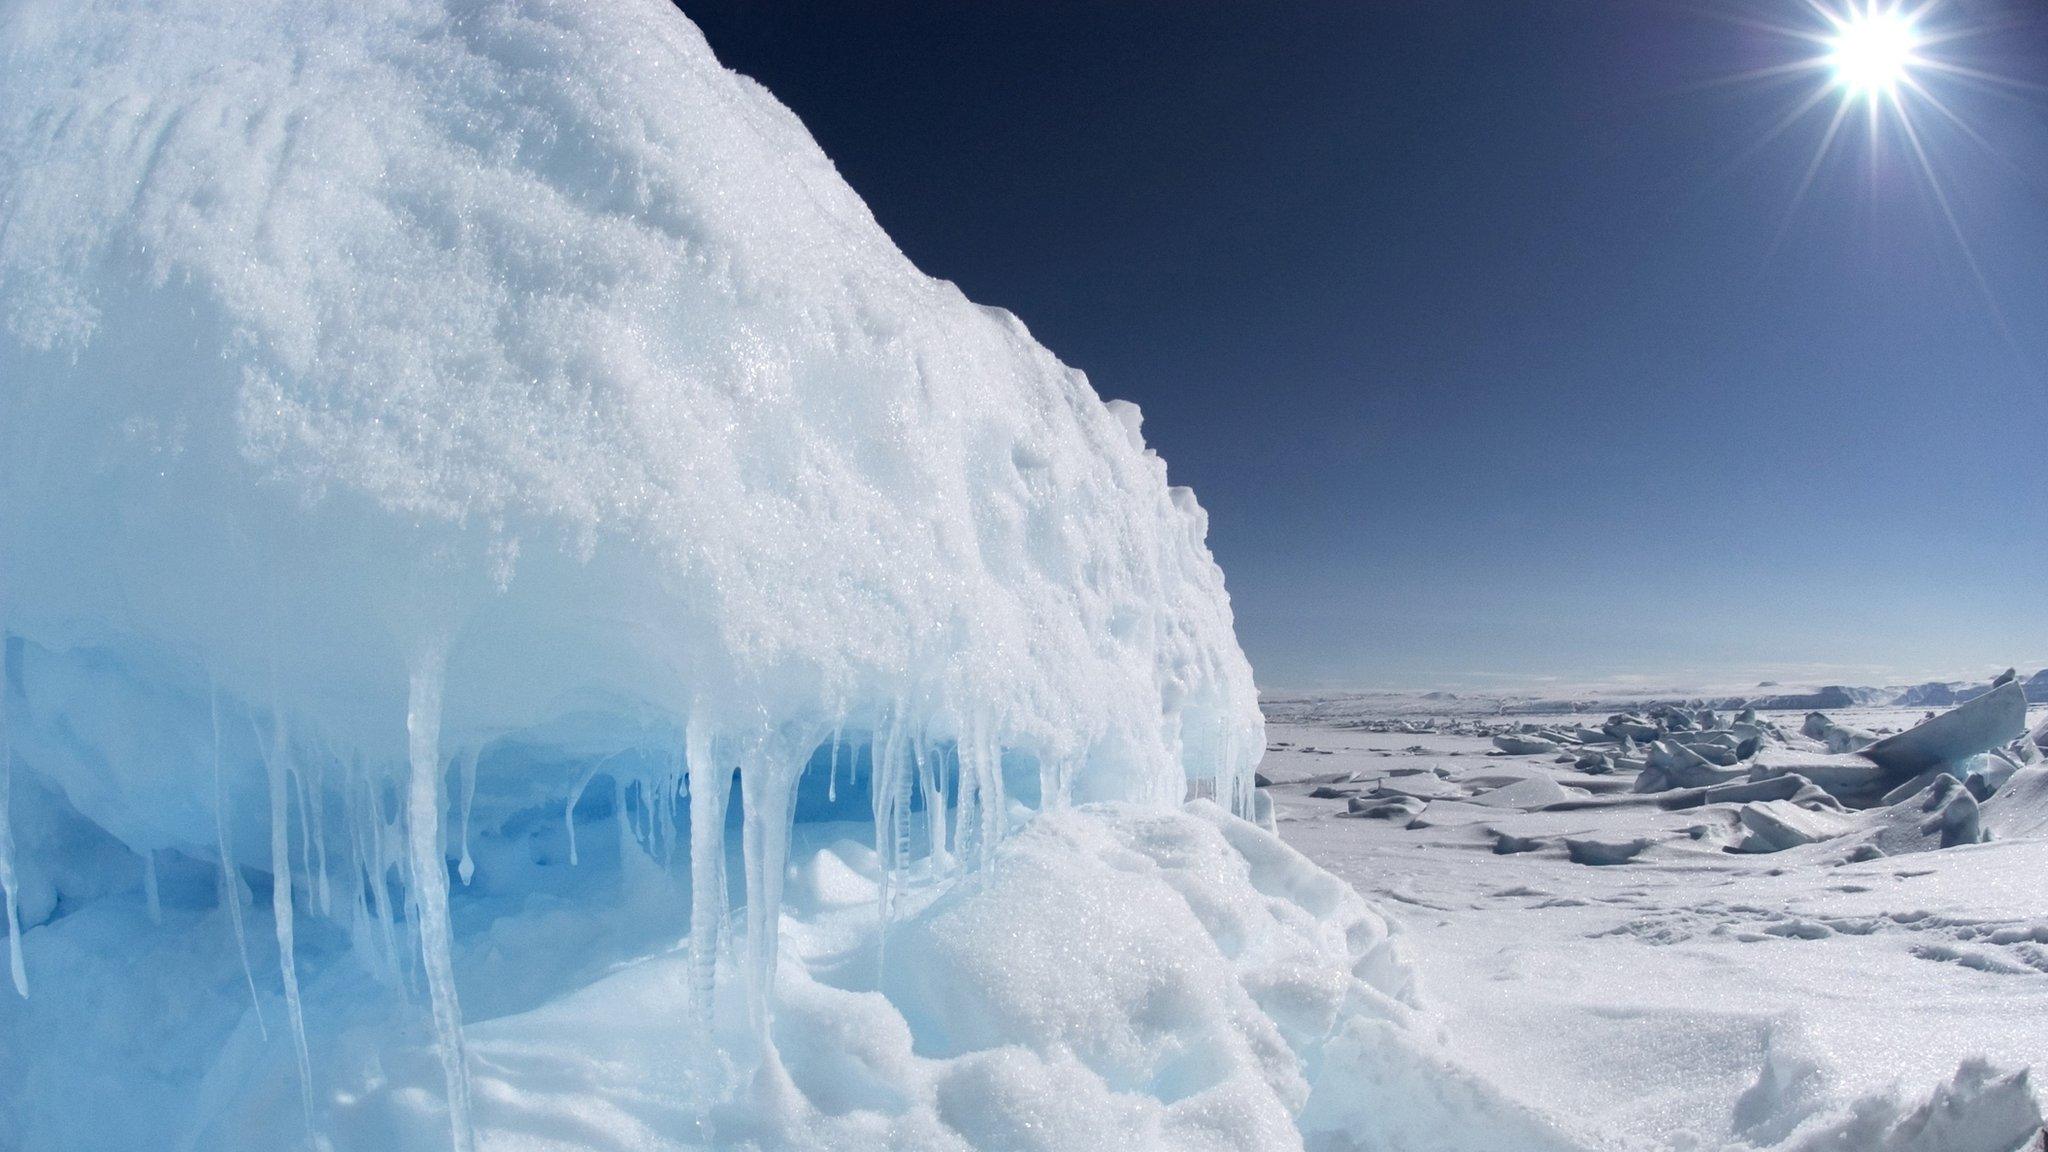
[0,0,1288,1144]
[1263,694,2048,1151]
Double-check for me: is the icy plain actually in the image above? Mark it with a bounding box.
[1263,696,2048,1152]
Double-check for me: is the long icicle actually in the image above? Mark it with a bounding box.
[306,753,332,916]
[869,717,891,917]
[870,709,911,928]
[891,729,912,893]
[291,755,316,910]
[257,702,317,1140]
[980,722,1006,877]
[211,686,266,1035]
[953,736,979,881]
[684,714,729,1031]
[917,737,949,877]
[1,692,25,999]
[738,731,805,1045]
[407,645,475,1152]
[562,754,615,868]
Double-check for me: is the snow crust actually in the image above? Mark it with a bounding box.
[0,0,1266,1146]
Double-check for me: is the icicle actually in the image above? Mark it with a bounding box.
[950,715,1003,878]
[456,747,478,886]
[0,615,21,997]
[917,737,950,877]
[291,757,316,910]
[684,715,729,1030]
[826,721,841,804]
[1,720,25,999]
[565,780,586,865]
[360,764,403,986]
[562,753,617,867]
[406,647,475,1152]
[636,779,654,856]
[211,687,266,1036]
[861,706,935,937]
[891,733,912,882]
[142,849,161,924]
[953,735,980,880]
[869,712,899,919]
[644,777,662,868]
[307,754,332,916]
[255,703,317,1140]
[737,730,806,1044]
[981,726,1007,876]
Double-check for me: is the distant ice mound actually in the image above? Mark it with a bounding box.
[0,0,1276,1146]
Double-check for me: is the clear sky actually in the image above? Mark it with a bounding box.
[679,0,2048,692]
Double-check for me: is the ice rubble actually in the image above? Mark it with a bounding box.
[1265,704,2048,1151]
[1263,676,2044,864]
[0,0,1364,1146]
[1729,1033,2041,1152]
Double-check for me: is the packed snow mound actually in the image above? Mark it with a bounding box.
[0,1,1266,1147]
[0,0,1259,823]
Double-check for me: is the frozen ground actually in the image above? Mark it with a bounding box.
[1266,701,2048,1151]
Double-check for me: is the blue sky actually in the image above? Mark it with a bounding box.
[681,1,2048,691]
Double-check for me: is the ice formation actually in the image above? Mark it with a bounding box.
[1860,677,2026,780]
[0,0,1287,1146]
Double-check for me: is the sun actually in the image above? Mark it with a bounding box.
[1692,0,2038,355]
[1825,7,1920,98]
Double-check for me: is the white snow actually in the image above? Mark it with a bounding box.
[1265,700,2048,1151]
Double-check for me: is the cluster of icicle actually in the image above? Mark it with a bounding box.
[0,627,1236,1152]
